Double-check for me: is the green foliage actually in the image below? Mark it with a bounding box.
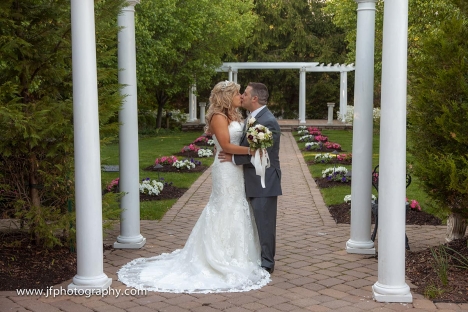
[407,10,468,219]
[231,0,348,119]
[0,0,125,248]
[424,284,445,299]
[324,0,459,106]
[431,245,450,285]
[101,130,215,220]
[135,0,257,127]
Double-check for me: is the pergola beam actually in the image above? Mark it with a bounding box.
[216,62,354,124]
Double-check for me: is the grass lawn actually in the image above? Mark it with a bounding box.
[101,130,213,220]
[295,129,442,220]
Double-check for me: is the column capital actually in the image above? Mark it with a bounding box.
[125,0,140,6]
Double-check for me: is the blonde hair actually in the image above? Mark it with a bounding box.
[204,81,243,133]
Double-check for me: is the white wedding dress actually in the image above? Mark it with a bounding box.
[117,121,270,293]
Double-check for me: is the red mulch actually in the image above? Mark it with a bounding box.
[0,184,189,291]
[327,202,442,226]
[307,160,352,166]
[143,164,208,173]
[0,231,77,291]
[406,237,468,303]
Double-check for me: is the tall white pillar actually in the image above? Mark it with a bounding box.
[192,84,197,121]
[199,102,207,125]
[188,84,197,122]
[373,0,412,303]
[346,0,376,255]
[228,67,233,81]
[340,71,348,122]
[233,71,238,83]
[114,0,146,249]
[68,0,112,290]
[327,103,335,125]
[188,87,194,121]
[299,67,306,124]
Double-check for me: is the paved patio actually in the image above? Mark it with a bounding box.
[1,132,466,312]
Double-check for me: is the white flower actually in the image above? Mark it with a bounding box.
[207,139,215,146]
[322,166,348,178]
[299,135,314,142]
[139,179,164,196]
[305,142,320,149]
[173,159,196,170]
[198,149,213,157]
[344,194,377,204]
[314,153,334,160]
[248,117,256,126]
[257,132,265,140]
[298,129,309,135]
[297,125,307,131]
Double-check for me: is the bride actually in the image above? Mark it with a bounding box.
[117,81,270,293]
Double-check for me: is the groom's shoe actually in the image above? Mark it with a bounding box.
[262,266,274,274]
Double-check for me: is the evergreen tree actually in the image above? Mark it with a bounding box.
[0,0,124,247]
[232,0,348,119]
[407,4,468,241]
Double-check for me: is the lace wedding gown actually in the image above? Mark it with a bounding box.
[117,121,270,293]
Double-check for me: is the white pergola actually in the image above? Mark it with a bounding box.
[69,0,412,303]
[200,62,354,124]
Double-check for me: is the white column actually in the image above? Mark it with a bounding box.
[114,0,145,249]
[346,0,376,255]
[373,0,412,303]
[188,86,195,121]
[192,84,197,121]
[228,67,233,81]
[199,102,207,125]
[68,0,112,290]
[327,103,335,125]
[340,71,348,122]
[299,67,306,124]
[233,71,238,83]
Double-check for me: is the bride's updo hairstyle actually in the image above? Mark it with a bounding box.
[205,80,242,134]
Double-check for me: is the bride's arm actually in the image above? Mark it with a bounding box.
[210,114,251,155]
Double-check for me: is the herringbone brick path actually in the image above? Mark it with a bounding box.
[1,132,466,311]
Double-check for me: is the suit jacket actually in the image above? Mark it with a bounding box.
[234,107,282,198]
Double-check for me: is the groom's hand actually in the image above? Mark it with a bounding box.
[218,151,232,163]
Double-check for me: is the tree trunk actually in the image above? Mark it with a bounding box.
[155,91,168,129]
[29,153,42,245]
[445,212,467,242]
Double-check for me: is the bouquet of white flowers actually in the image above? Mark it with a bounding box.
[245,117,274,188]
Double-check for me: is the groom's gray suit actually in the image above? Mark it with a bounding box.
[234,107,282,271]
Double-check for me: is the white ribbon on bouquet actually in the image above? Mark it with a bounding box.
[250,148,270,188]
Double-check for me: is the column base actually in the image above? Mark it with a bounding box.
[68,274,112,291]
[373,282,413,303]
[114,237,146,249]
[346,239,375,254]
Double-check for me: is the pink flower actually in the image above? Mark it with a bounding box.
[155,155,178,165]
[324,142,341,150]
[315,135,328,142]
[410,199,421,211]
[181,144,200,153]
[107,178,120,191]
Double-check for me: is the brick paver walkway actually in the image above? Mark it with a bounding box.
[1,132,466,311]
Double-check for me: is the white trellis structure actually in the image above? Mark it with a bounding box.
[69,0,412,303]
[211,62,355,124]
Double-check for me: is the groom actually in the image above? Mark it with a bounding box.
[219,82,282,274]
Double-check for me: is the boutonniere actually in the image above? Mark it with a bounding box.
[247,117,256,127]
